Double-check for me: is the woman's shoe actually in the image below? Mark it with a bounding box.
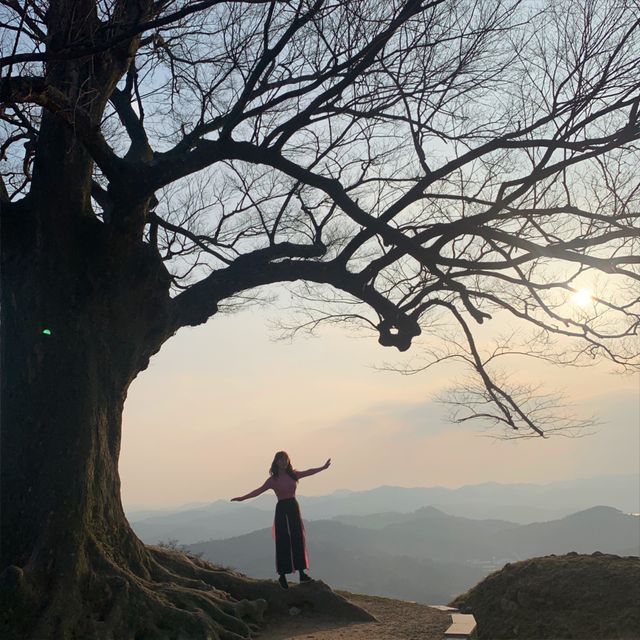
[299,571,312,583]
[278,575,289,590]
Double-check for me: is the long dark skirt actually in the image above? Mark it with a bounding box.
[273,497,309,575]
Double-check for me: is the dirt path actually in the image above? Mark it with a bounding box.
[256,591,452,640]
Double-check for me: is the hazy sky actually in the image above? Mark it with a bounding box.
[119,285,640,509]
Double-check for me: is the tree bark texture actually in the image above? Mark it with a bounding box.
[1,200,171,635]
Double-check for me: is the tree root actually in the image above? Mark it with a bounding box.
[148,545,377,621]
[1,534,374,640]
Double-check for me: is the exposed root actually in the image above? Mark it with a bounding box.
[148,546,376,622]
[1,534,374,640]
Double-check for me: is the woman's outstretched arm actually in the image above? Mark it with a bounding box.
[296,458,331,479]
[231,477,272,502]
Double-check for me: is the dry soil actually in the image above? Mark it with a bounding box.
[256,591,452,640]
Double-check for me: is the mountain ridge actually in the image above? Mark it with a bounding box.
[127,473,640,544]
[182,505,639,604]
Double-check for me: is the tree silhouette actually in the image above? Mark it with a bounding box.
[1,0,638,637]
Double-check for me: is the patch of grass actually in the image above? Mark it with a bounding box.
[451,552,640,639]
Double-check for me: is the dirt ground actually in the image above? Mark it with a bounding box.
[255,591,452,640]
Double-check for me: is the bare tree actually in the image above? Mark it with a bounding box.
[1,0,638,637]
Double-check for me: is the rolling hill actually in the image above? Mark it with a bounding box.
[183,505,639,604]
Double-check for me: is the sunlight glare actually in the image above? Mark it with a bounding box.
[572,288,593,307]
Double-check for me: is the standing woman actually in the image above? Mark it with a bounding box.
[231,451,331,589]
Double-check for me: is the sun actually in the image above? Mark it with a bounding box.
[572,288,593,306]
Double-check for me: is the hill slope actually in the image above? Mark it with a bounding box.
[185,506,638,604]
[451,553,640,639]
[187,519,487,604]
[492,506,640,557]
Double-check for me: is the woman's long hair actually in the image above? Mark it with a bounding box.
[270,451,298,481]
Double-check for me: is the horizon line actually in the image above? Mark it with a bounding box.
[123,471,640,512]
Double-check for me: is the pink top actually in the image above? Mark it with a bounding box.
[240,467,324,501]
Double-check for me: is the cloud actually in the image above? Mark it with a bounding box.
[335,397,476,439]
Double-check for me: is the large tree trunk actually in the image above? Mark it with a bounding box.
[0,201,374,639]
[0,203,256,638]
[1,204,143,631]
[0,3,377,634]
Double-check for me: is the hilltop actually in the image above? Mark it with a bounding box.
[255,553,640,639]
[452,552,640,639]
[257,591,452,640]
[146,549,640,639]
[151,547,454,640]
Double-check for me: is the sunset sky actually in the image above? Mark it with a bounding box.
[119,285,640,510]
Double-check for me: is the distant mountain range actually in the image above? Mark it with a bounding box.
[125,475,639,604]
[185,505,639,604]
[185,516,489,604]
[127,474,640,544]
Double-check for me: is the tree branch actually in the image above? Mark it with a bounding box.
[0,76,125,182]
[171,248,421,351]
[0,0,277,68]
